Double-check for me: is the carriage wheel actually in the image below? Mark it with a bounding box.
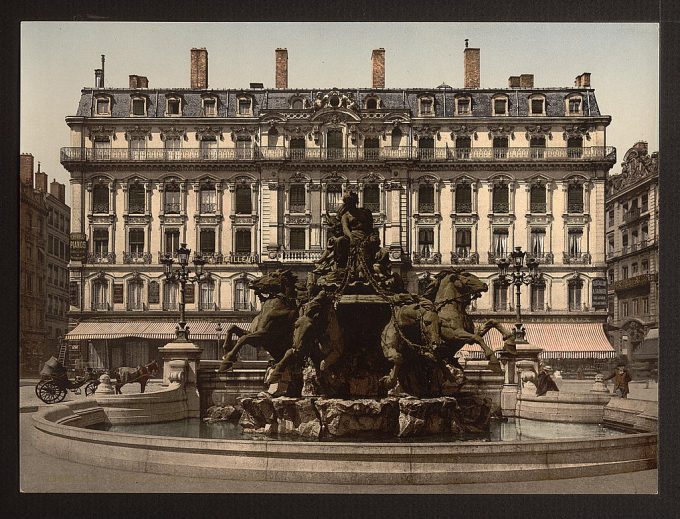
[84,381,99,397]
[36,381,67,404]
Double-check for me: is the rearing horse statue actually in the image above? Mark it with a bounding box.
[218,269,300,373]
[422,268,516,371]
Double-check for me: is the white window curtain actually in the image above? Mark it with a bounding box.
[493,231,508,256]
[531,230,545,255]
[568,231,583,256]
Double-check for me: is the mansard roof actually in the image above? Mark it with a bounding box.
[75,87,605,119]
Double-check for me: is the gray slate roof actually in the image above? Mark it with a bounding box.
[75,88,604,118]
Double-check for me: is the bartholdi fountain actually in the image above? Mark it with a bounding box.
[215,192,518,439]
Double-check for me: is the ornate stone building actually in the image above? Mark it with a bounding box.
[605,142,659,372]
[63,46,616,370]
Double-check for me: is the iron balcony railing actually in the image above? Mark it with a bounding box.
[61,146,617,164]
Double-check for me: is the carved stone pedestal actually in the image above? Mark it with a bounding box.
[158,341,203,418]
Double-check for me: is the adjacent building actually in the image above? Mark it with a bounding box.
[605,141,659,372]
[63,45,617,371]
[20,154,70,374]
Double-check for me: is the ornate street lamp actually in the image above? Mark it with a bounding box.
[161,243,208,342]
[496,246,542,343]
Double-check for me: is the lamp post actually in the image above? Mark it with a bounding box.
[161,243,207,342]
[496,246,541,343]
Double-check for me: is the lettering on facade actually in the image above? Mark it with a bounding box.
[591,277,608,310]
[113,284,124,304]
[69,233,87,262]
[69,281,80,307]
[148,281,160,304]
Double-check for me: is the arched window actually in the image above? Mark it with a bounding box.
[200,183,217,214]
[163,281,178,311]
[568,278,583,311]
[455,182,472,213]
[164,183,181,214]
[235,185,252,214]
[92,278,109,310]
[530,184,547,213]
[567,183,584,213]
[234,278,251,311]
[92,184,109,214]
[289,184,306,213]
[199,280,215,311]
[363,184,380,213]
[492,182,509,213]
[127,278,144,311]
[128,183,145,214]
[326,184,343,212]
[418,183,435,213]
[391,127,403,148]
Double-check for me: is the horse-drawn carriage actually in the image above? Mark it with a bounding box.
[34,357,103,404]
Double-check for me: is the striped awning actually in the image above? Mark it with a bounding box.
[461,322,616,360]
[65,320,252,341]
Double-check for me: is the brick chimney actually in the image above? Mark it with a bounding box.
[20,153,34,186]
[50,180,66,203]
[508,76,521,88]
[574,72,591,88]
[371,48,385,89]
[129,75,149,88]
[191,48,208,89]
[35,166,48,192]
[463,44,480,89]
[275,48,288,88]
[519,74,534,88]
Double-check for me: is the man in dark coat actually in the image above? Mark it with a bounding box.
[604,364,632,398]
[536,365,559,397]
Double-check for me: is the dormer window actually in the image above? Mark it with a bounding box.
[203,98,217,117]
[238,97,253,116]
[530,95,545,116]
[493,96,508,116]
[567,96,583,115]
[131,97,147,116]
[419,97,434,116]
[456,97,471,115]
[166,97,181,116]
[95,96,111,116]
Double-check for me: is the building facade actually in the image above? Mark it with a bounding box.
[63,46,616,371]
[605,141,659,372]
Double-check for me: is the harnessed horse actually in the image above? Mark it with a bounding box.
[112,360,159,394]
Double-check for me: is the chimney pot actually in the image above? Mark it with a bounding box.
[519,74,534,88]
[191,48,208,89]
[463,47,480,89]
[20,153,34,186]
[371,48,385,89]
[275,48,288,89]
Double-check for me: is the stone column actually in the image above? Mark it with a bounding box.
[158,340,203,418]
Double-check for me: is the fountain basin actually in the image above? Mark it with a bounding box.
[31,400,657,485]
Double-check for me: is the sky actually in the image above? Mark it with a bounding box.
[20,22,658,205]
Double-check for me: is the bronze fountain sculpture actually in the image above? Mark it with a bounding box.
[217,192,517,438]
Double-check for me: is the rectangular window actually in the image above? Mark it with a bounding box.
[568,229,583,257]
[93,229,108,255]
[129,229,145,255]
[455,229,471,257]
[235,230,251,254]
[132,99,146,116]
[200,228,216,254]
[289,229,306,250]
[492,229,509,256]
[165,229,180,255]
[204,99,216,116]
[167,99,180,115]
[531,229,546,256]
[494,98,507,115]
